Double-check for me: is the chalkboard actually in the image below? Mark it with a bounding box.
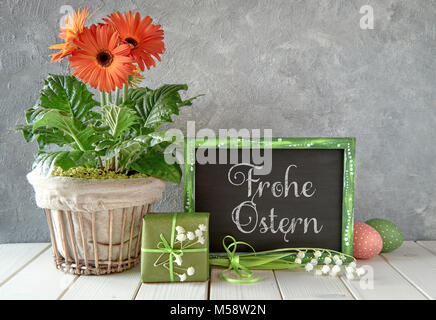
[184,138,355,255]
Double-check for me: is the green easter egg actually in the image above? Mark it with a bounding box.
[365,218,403,253]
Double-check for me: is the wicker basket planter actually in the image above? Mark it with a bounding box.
[27,170,166,275]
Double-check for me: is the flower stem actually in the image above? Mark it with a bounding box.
[123,84,129,103]
[98,157,104,169]
[110,157,115,171]
[115,88,120,105]
[107,91,112,104]
[100,91,106,106]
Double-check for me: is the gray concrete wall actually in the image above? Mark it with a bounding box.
[1,0,435,243]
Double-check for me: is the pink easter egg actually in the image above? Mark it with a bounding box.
[353,222,383,259]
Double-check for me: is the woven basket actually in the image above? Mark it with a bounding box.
[27,170,166,275]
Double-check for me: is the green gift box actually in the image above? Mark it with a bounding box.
[141,212,210,283]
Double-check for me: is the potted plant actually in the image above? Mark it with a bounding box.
[15,7,201,275]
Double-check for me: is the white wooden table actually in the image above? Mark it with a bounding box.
[0,241,435,300]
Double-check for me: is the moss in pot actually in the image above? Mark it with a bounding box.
[15,8,202,275]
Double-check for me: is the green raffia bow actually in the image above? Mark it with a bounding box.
[141,213,207,282]
[210,235,355,284]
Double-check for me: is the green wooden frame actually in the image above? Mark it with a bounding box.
[184,137,355,255]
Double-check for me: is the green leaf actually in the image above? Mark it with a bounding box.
[101,104,138,138]
[15,107,74,148]
[32,151,96,176]
[131,148,182,183]
[38,74,99,120]
[115,140,143,171]
[33,110,97,151]
[128,84,203,133]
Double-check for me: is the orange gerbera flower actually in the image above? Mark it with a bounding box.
[104,11,165,71]
[49,6,89,62]
[68,24,136,92]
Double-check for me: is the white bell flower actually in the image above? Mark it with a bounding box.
[305,263,314,272]
[175,226,185,234]
[297,251,305,259]
[314,251,322,258]
[324,257,332,265]
[198,224,207,232]
[176,233,186,242]
[295,258,302,264]
[346,272,355,280]
[321,265,330,274]
[335,259,343,266]
[187,232,195,240]
[356,267,366,276]
[174,254,183,266]
[345,266,355,274]
[310,259,318,265]
[195,229,203,237]
[331,265,341,273]
[197,236,205,245]
[349,262,357,268]
[178,273,187,282]
[187,266,195,276]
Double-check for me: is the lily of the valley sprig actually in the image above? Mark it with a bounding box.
[153,224,208,282]
[294,249,366,279]
[210,237,367,284]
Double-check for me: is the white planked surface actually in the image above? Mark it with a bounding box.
[1,242,436,300]
[62,265,142,300]
[275,269,353,300]
[0,248,77,300]
[381,241,436,299]
[340,255,426,300]
[417,241,436,255]
[209,268,282,300]
[136,280,209,300]
[0,243,50,286]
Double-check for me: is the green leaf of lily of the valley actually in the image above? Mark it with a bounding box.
[38,74,99,120]
[101,104,138,138]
